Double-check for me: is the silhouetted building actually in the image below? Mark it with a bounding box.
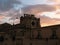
[0,14,60,45]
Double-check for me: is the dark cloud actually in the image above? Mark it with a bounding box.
[0,0,21,11]
[22,4,56,14]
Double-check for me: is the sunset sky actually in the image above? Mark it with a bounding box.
[0,0,60,27]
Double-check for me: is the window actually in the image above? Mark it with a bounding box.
[17,31,24,36]
[30,43,32,45]
[16,39,23,45]
[12,36,15,41]
[5,38,8,40]
[31,21,35,26]
[50,28,58,39]
[0,36,4,42]
[51,28,58,30]
[36,31,42,39]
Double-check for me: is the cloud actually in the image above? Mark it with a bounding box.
[0,0,21,11]
[6,19,20,25]
[22,4,56,14]
[47,0,60,5]
[0,9,22,24]
[22,4,60,27]
[40,16,60,27]
[0,4,60,27]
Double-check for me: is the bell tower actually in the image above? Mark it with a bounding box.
[20,14,41,29]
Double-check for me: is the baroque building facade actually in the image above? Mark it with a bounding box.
[0,14,60,45]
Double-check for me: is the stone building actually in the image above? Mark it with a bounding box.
[0,14,60,45]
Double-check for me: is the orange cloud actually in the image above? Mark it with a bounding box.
[0,16,5,19]
[40,16,60,27]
